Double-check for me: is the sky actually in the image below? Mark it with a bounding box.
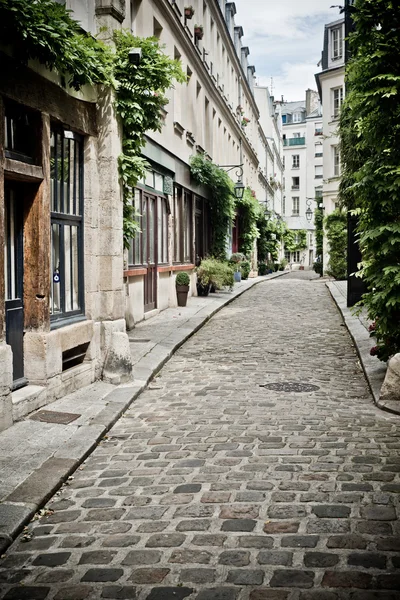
[234,0,343,102]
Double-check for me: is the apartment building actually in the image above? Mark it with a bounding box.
[281,90,322,268]
[315,17,345,271]
[0,0,281,431]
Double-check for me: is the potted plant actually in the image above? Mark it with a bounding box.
[240,260,251,280]
[184,5,195,19]
[194,24,204,40]
[196,260,212,296]
[229,252,245,282]
[241,117,250,127]
[176,271,190,307]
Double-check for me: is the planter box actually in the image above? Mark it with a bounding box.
[176,285,189,307]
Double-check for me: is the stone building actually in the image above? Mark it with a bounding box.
[0,0,283,431]
[315,17,345,272]
[281,90,322,268]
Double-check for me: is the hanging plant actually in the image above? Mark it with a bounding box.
[113,31,186,248]
[190,154,235,259]
[184,5,195,19]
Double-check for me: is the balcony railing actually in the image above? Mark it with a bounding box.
[283,137,306,146]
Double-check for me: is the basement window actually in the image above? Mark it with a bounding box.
[62,342,90,371]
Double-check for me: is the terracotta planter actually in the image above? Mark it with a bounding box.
[176,284,189,307]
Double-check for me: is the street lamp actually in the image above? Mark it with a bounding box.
[218,163,245,200]
[305,198,314,222]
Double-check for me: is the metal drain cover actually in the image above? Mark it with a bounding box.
[30,410,81,424]
[260,382,320,393]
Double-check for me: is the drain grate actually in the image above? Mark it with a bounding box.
[260,382,320,393]
[30,410,81,424]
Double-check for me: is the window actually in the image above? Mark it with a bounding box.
[284,250,290,262]
[315,165,323,179]
[282,114,287,124]
[309,233,314,246]
[128,189,143,266]
[50,127,84,322]
[282,196,286,215]
[293,132,301,138]
[292,177,300,190]
[292,155,300,169]
[292,197,299,216]
[292,112,301,123]
[332,87,343,118]
[128,188,169,266]
[172,186,193,263]
[333,146,340,177]
[332,27,343,60]
[5,100,39,164]
[292,250,300,263]
[315,144,323,158]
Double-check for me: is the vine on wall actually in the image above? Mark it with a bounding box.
[190,155,236,259]
[324,210,347,280]
[339,0,400,361]
[113,31,186,247]
[236,187,261,256]
[283,229,307,253]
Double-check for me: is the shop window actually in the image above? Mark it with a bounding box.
[128,188,169,266]
[172,186,193,263]
[50,127,84,323]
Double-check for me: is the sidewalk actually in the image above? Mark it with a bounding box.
[326,280,398,415]
[0,271,287,554]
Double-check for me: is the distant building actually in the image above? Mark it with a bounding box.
[315,17,345,272]
[281,90,322,268]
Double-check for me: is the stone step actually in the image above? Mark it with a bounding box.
[12,385,47,422]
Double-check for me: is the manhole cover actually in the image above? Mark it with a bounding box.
[30,410,81,424]
[260,382,320,393]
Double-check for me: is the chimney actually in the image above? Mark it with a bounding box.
[306,89,319,116]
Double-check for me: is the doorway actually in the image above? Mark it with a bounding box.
[4,183,26,389]
[143,193,157,312]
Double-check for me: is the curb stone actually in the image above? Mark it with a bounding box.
[0,271,287,554]
[326,282,400,416]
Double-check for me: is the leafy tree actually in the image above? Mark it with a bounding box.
[325,210,347,280]
[339,0,400,361]
[236,188,261,256]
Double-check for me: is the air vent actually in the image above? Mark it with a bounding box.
[62,342,90,371]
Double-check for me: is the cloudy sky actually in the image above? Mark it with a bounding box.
[234,0,343,102]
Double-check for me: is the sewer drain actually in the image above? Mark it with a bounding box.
[30,410,81,424]
[260,382,320,393]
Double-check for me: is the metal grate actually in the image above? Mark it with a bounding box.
[260,382,320,393]
[30,410,81,424]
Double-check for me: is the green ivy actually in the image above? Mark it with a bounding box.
[0,0,113,90]
[190,155,236,259]
[113,31,186,248]
[236,188,261,256]
[324,210,347,280]
[283,229,307,252]
[257,216,286,262]
[339,0,400,361]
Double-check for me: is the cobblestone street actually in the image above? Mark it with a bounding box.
[1,273,400,600]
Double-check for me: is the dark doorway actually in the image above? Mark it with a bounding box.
[143,193,157,312]
[4,183,26,389]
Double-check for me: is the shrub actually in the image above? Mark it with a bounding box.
[240,261,251,280]
[325,210,347,280]
[313,261,323,276]
[176,271,190,286]
[258,262,268,276]
[197,258,234,290]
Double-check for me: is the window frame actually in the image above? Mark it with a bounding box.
[332,86,344,119]
[331,27,343,61]
[50,126,85,325]
[292,197,300,216]
[292,154,300,169]
[333,145,341,177]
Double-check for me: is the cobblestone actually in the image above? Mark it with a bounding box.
[1,274,400,598]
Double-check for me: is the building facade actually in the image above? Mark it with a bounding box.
[315,17,345,272]
[281,90,322,268]
[1,0,282,431]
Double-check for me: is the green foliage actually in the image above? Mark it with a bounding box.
[236,188,261,256]
[283,229,307,252]
[175,271,190,286]
[257,215,286,261]
[0,0,113,90]
[190,155,235,259]
[339,0,400,360]
[314,202,324,258]
[313,261,323,276]
[196,258,234,290]
[240,261,251,280]
[113,31,186,248]
[324,210,347,280]
[258,262,268,276]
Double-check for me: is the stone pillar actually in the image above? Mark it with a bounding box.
[93,5,133,382]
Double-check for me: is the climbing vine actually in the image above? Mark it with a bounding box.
[324,210,347,280]
[0,0,113,90]
[339,0,400,361]
[190,155,236,259]
[236,188,261,256]
[113,31,186,247]
[283,229,307,252]
[257,216,286,262]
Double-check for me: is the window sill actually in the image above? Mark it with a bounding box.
[124,268,148,277]
[50,314,86,331]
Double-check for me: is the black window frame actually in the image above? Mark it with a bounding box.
[50,126,85,326]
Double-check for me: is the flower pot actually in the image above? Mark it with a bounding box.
[234,271,242,282]
[185,8,194,18]
[194,28,204,39]
[197,282,210,296]
[176,284,189,307]
[299,266,305,271]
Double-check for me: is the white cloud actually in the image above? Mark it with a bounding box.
[234,0,342,101]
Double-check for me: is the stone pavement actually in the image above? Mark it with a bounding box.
[0,273,285,555]
[1,272,400,600]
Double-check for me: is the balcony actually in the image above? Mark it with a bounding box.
[283,137,306,146]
